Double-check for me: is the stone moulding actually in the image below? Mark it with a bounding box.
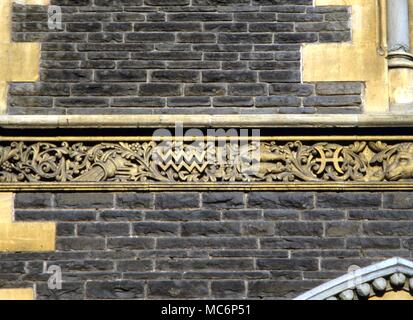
[295,257,413,300]
[1,135,413,190]
[5,114,413,128]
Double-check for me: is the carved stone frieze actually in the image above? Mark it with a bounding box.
[1,136,413,190]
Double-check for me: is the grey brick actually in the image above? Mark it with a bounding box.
[346,237,401,249]
[181,222,241,237]
[155,192,199,209]
[57,223,76,236]
[213,96,254,107]
[248,192,314,209]
[185,84,226,96]
[156,258,253,271]
[95,70,146,82]
[139,83,182,96]
[100,210,144,221]
[37,282,84,300]
[15,193,52,209]
[147,281,208,299]
[184,271,269,280]
[317,193,381,208]
[116,260,153,272]
[55,193,114,208]
[151,70,199,83]
[362,222,413,236]
[321,258,379,271]
[259,71,301,83]
[248,280,322,299]
[349,210,413,220]
[211,281,246,298]
[133,222,179,236]
[57,237,106,251]
[157,237,258,249]
[264,210,300,221]
[202,71,257,83]
[167,96,211,107]
[202,192,244,209]
[256,258,319,271]
[115,193,153,209]
[242,221,275,236]
[0,262,25,273]
[301,209,346,221]
[107,237,155,250]
[145,210,220,221]
[383,192,413,209]
[86,281,144,299]
[261,237,344,250]
[325,222,361,237]
[48,260,114,272]
[223,210,262,220]
[15,210,97,222]
[77,223,130,237]
[277,222,323,237]
[256,96,301,107]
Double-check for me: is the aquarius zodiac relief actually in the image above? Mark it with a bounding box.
[0,139,412,185]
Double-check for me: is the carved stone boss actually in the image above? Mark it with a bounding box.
[0,136,413,190]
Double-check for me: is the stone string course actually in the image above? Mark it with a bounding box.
[9,0,362,115]
[0,191,411,299]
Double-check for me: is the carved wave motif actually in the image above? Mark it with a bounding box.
[0,139,411,184]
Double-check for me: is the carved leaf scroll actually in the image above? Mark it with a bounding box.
[0,139,411,184]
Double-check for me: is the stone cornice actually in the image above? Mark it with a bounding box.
[3,114,413,128]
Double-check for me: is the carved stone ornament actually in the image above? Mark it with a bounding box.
[1,136,413,190]
[295,257,413,300]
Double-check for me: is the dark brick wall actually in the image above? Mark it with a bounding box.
[9,1,363,115]
[2,191,412,300]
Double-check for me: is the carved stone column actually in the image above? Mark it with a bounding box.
[387,0,413,110]
[387,0,411,58]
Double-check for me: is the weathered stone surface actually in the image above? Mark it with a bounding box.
[211,280,246,298]
[115,193,153,209]
[316,193,381,208]
[133,222,180,236]
[202,192,244,209]
[15,193,52,208]
[248,192,314,209]
[325,222,361,237]
[54,193,114,209]
[147,281,209,298]
[155,192,199,209]
[383,192,413,209]
[86,281,144,299]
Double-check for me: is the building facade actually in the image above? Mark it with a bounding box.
[1,0,413,300]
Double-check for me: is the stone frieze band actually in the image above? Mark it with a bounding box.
[0,135,412,190]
